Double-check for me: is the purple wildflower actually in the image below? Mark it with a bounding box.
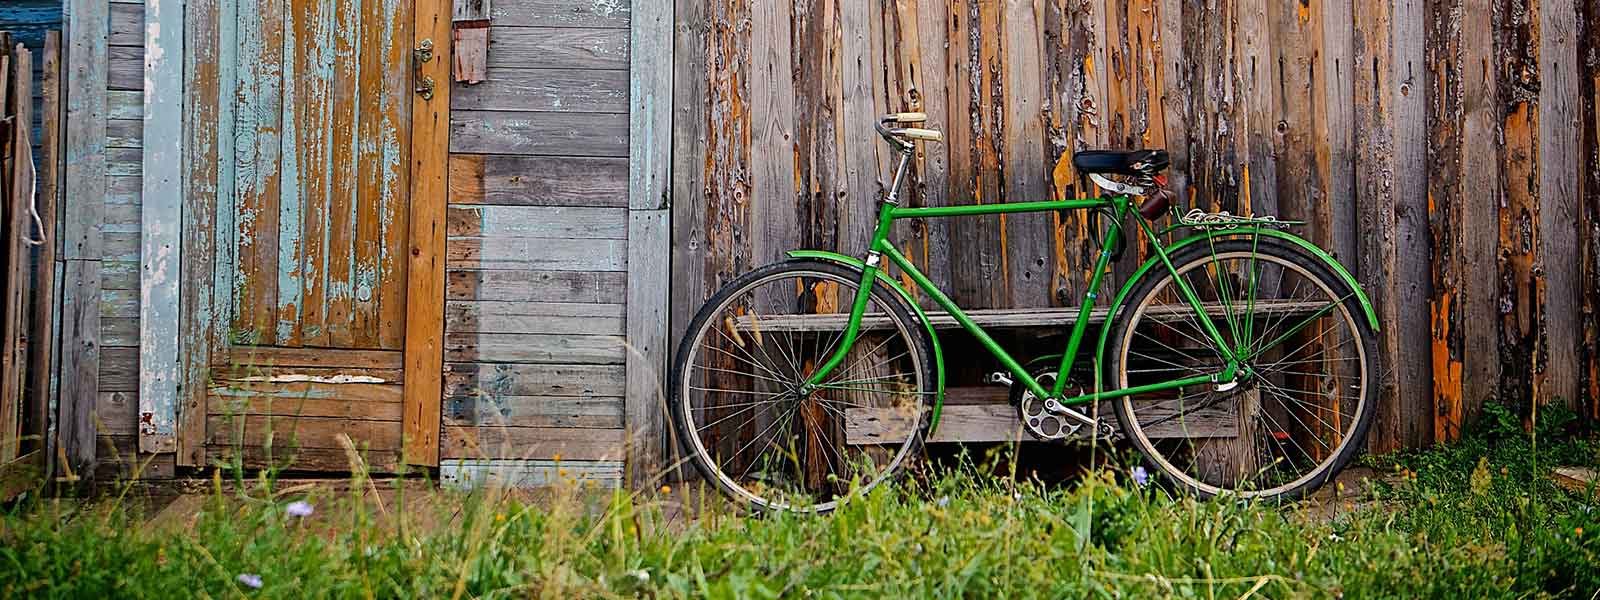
[1132,466,1150,487]
[285,500,314,518]
[237,573,263,589]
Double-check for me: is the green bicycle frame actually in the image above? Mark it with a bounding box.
[805,192,1232,401]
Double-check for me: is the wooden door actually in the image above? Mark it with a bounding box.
[200,0,448,472]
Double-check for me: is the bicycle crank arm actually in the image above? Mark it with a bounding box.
[1042,399,1121,440]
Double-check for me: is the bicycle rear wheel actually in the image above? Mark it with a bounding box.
[670,260,933,513]
[1108,237,1377,500]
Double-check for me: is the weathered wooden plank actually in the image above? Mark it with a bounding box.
[206,415,402,449]
[233,0,283,344]
[444,332,625,364]
[625,211,670,486]
[108,2,142,47]
[93,435,176,481]
[747,0,795,267]
[211,364,404,384]
[444,361,626,397]
[285,0,338,349]
[1390,0,1432,449]
[449,154,628,207]
[30,33,62,461]
[485,27,628,70]
[1001,0,1052,308]
[444,394,624,429]
[105,118,141,148]
[106,45,142,91]
[59,0,112,481]
[322,0,360,349]
[98,346,139,392]
[446,205,627,239]
[1496,0,1543,420]
[1538,0,1583,409]
[0,46,33,462]
[440,459,624,490]
[445,237,627,271]
[445,301,625,335]
[668,0,709,353]
[488,1,629,28]
[440,425,624,460]
[451,68,628,113]
[407,0,451,466]
[449,110,628,156]
[844,400,1236,444]
[138,0,185,453]
[447,269,627,303]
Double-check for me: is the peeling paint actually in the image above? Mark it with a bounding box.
[233,374,388,385]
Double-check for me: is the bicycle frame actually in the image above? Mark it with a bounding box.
[802,153,1247,415]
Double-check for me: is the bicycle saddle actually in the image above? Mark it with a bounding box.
[1072,149,1169,177]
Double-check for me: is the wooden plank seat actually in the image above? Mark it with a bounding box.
[841,386,1240,445]
[730,299,1329,332]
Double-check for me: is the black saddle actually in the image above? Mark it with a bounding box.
[1072,149,1170,177]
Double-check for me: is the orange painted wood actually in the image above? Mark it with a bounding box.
[404,0,451,467]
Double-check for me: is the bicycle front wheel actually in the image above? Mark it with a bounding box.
[670,260,933,513]
[1109,237,1377,500]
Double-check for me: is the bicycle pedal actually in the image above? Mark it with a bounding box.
[983,371,1014,387]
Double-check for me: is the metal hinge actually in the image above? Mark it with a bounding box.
[414,39,436,100]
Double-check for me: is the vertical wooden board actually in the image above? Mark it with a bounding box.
[325,0,363,348]
[1001,0,1052,308]
[901,0,952,300]
[668,0,708,350]
[1233,0,1275,217]
[1496,0,1542,418]
[178,0,223,465]
[626,211,669,485]
[838,0,879,258]
[139,0,183,454]
[748,0,795,266]
[60,0,111,479]
[380,0,416,351]
[2,47,35,461]
[700,0,751,313]
[228,0,276,344]
[1424,0,1467,440]
[405,0,449,466]
[1580,0,1600,417]
[353,0,388,347]
[628,0,673,485]
[291,0,338,348]
[30,33,62,460]
[1352,0,1404,451]
[1537,0,1582,408]
[1391,0,1431,446]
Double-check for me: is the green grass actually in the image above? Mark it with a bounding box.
[3,405,1597,599]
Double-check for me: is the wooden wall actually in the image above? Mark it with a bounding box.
[670,0,1600,452]
[440,0,634,486]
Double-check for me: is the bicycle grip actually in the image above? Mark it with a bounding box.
[898,128,944,142]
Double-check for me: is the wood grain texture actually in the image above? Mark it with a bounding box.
[138,0,184,454]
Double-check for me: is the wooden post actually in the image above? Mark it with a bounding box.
[0,42,19,463]
[626,0,674,488]
[403,0,453,467]
[178,0,228,466]
[32,33,63,464]
[140,0,185,455]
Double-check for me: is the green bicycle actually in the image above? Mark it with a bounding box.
[670,113,1379,512]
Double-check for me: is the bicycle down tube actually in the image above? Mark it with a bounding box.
[804,189,1240,408]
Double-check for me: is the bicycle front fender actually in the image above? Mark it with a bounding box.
[787,250,948,435]
[1094,228,1381,365]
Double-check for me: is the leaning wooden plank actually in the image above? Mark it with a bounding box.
[30,33,62,461]
[2,47,34,462]
[59,0,111,481]
[139,0,184,454]
[440,459,624,490]
[406,0,452,466]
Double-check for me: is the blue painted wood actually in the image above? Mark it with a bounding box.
[139,0,182,453]
[625,0,669,487]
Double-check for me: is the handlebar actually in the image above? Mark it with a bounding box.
[876,113,944,152]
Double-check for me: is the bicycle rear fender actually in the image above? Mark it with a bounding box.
[1095,228,1381,364]
[787,250,949,435]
